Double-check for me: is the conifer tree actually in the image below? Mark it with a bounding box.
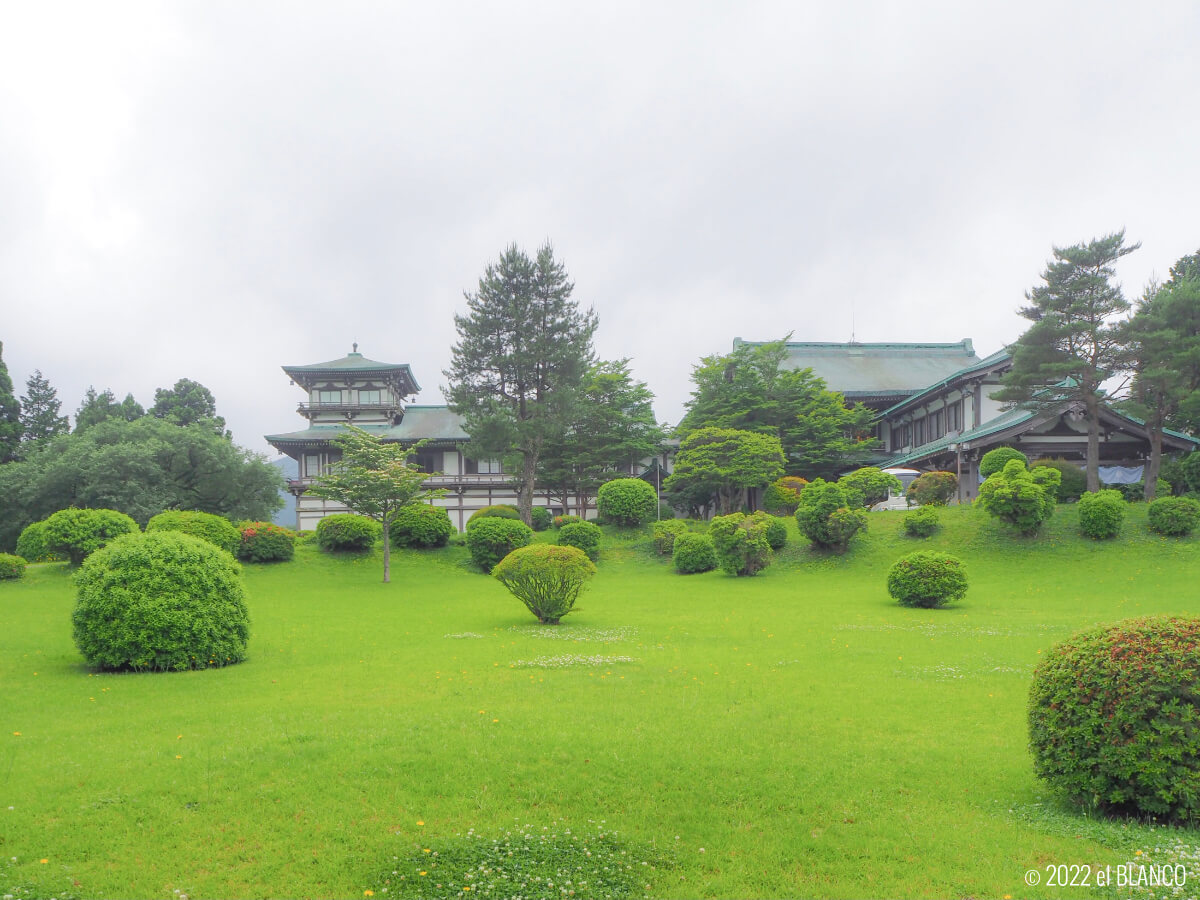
[0,342,20,463]
[75,387,145,432]
[444,243,597,524]
[19,369,69,446]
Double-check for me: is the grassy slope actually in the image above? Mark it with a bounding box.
[2,505,1199,899]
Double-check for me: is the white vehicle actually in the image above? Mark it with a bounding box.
[873,467,922,510]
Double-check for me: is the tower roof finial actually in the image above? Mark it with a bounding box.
[352,342,358,353]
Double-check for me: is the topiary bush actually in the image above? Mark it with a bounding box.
[146,510,240,555]
[237,522,295,562]
[553,514,583,529]
[838,467,903,508]
[466,517,534,572]
[42,508,140,565]
[15,520,61,563]
[1030,458,1087,502]
[316,513,381,552]
[672,532,717,574]
[1028,616,1200,824]
[530,508,553,532]
[1077,489,1126,540]
[1147,496,1200,536]
[886,551,967,608]
[979,446,1029,479]
[750,511,787,550]
[903,505,940,538]
[652,519,688,555]
[72,531,249,672]
[977,459,1059,535]
[905,471,957,507]
[0,553,26,579]
[795,479,867,552]
[557,520,602,560]
[708,512,772,577]
[596,478,658,527]
[761,476,808,515]
[466,505,522,530]
[492,544,597,624]
[391,504,455,549]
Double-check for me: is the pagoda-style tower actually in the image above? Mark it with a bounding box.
[283,345,419,428]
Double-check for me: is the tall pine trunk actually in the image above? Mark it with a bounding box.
[1145,422,1164,501]
[382,519,391,583]
[519,450,537,525]
[1084,395,1101,493]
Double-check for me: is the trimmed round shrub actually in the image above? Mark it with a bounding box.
[903,505,940,538]
[558,521,602,560]
[1028,616,1200,823]
[553,514,583,528]
[1030,458,1087,502]
[466,517,534,572]
[709,512,772,576]
[42,508,140,565]
[15,520,61,563]
[838,467,903,508]
[979,446,1028,479]
[886,551,967,608]
[906,471,957,507]
[466,505,521,530]
[493,544,597,624]
[1147,496,1200,536]
[795,479,867,552]
[237,522,295,562]
[761,476,808,515]
[530,508,553,532]
[750,511,787,550]
[652,519,688,555]
[72,531,249,671]
[978,459,1059,535]
[0,553,26,579]
[146,510,240,555]
[673,532,717,574]
[316,513,380,552]
[596,478,658,527]
[1077,489,1125,540]
[391,504,455,549]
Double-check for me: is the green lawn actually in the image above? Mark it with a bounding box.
[3,506,1199,899]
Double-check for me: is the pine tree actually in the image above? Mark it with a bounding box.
[20,369,69,446]
[0,342,20,463]
[76,387,145,432]
[994,231,1139,492]
[444,243,598,524]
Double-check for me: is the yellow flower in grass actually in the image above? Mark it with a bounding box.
[419,871,427,877]
[416,820,425,826]
[40,859,48,864]
[364,891,375,897]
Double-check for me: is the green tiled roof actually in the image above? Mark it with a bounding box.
[881,348,1012,416]
[884,406,1035,467]
[265,406,469,448]
[735,338,980,396]
[283,351,421,392]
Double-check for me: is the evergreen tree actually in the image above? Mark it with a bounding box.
[75,387,146,432]
[536,360,666,516]
[678,337,876,479]
[0,342,20,463]
[151,378,226,435]
[664,427,785,516]
[444,243,598,524]
[19,369,69,446]
[994,231,1139,491]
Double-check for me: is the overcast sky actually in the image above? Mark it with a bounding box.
[2,2,1198,456]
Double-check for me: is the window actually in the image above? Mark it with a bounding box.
[466,457,502,475]
[318,390,341,404]
[359,389,381,405]
[413,451,441,474]
[914,418,926,446]
[947,401,962,433]
[304,454,321,477]
[929,411,942,439]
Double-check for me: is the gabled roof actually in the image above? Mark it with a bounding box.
[734,338,980,397]
[282,350,421,394]
[881,348,1012,417]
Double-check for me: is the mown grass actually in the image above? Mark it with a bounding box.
[2,504,1199,899]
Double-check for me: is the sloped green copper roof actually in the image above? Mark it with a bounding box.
[884,405,1036,467]
[735,338,980,395]
[265,406,469,448]
[282,351,421,392]
[881,348,1012,416]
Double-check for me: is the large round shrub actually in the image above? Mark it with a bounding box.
[1028,616,1200,823]
[1031,458,1087,502]
[795,479,867,552]
[147,510,240,555]
[15,521,61,563]
[1077,489,1125,540]
[493,544,597,624]
[903,505,940,538]
[529,508,553,532]
[750,511,787,550]
[391,504,455,549]
[838,467,903,508]
[672,532,717,574]
[886,552,967,608]
[557,520,602,560]
[761,476,808,515]
[906,471,957,507]
[0,553,26,579]
[1147,496,1200,536]
[652,519,688,555]
[73,531,249,671]
[977,459,1060,535]
[466,505,521,530]
[237,522,295,562]
[466,517,534,572]
[316,513,380,552]
[979,446,1028,479]
[42,508,140,565]
[596,478,658,527]
[709,512,772,576]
